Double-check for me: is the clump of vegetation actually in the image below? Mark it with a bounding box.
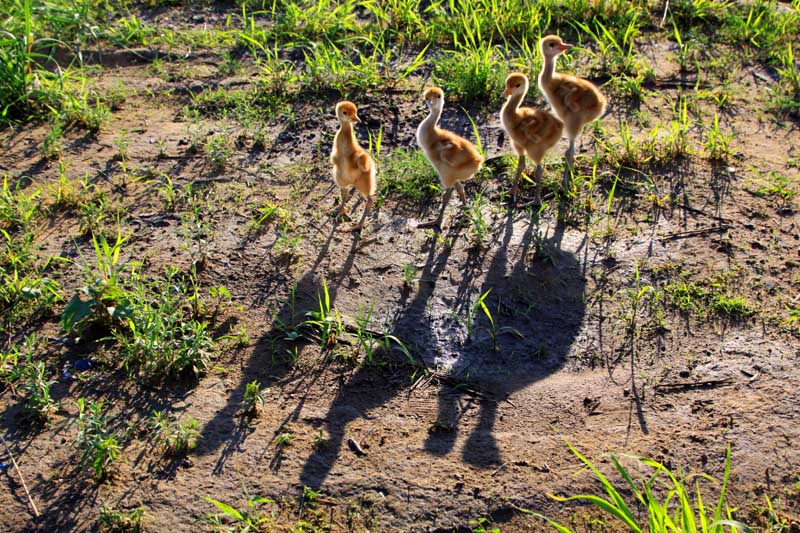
[745,171,797,207]
[433,30,507,104]
[249,200,292,233]
[521,442,751,533]
[242,380,265,414]
[74,399,123,480]
[21,359,58,420]
[97,502,146,533]
[204,495,275,532]
[379,149,441,203]
[62,233,217,379]
[147,411,200,454]
[663,271,756,320]
[204,133,234,172]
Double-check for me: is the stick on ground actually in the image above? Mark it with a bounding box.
[1,434,40,518]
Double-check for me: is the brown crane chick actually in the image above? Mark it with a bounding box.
[538,34,607,190]
[501,72,564,204]
[416,87,484,230]
[330,101,377,232]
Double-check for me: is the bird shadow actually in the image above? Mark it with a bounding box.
[195,222,364,474]
[422,208,587,466]
[298,222,462,489]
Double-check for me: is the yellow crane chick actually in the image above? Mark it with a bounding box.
[501,72,564,204]
[330,101,377,232]
[416,87,484,229]
[538,35,607,190]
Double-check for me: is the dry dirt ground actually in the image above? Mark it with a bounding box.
[1,7,800,533]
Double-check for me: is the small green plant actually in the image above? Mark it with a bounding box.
[745,171,797,206]
[75,399,122,479]
[204,133,233,172]
[520,442,752,533]
[663,96,694,158]
[466,192,490,248]
[61,230,133,336]
[402,263,417,285]
[97,502,146,532]
[249,200,291,232]
[785,304,800,328]
[275,432,295,448]
[78,190,111,237]
[704,114,735,161]
[469,516,500,533]
[302,486,319,509]
[313,430,328,450]
[21,360,58,420]
[475,289,523,351]
[156,173,179,211]
[114,129,130,161]
[302,276,345,351]
[42,119,65,159]
[243,380,264,413]
[771,42,800,116]
[147,411,200,454]
[168,417,200,453]
[48,162,81,209]
[204,495,274,532]
[180,200,214,266]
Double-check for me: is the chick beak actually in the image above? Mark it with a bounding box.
[502,88,512,98]
[352,114,361,124]
[558,43,572,52]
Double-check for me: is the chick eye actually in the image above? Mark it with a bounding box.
[515,83,520,87]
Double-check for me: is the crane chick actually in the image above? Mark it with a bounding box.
[538,35,606,190]
[416,87,484,229]
[501,72,563,204]
[330,101,377,232]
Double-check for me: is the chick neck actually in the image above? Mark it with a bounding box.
[418,101,443,141]
[337,119,357,150]
[539,53,557,86]
[501,87,526,122]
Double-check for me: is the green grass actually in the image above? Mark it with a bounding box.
[97,502,146,533]
[664,276,756,320]
[433,28,507,105]
[745,171,797,206]
[75,398,122,479]
[521,442,752,533]
[379,148,441,203]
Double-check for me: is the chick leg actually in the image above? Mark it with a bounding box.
[510,155,526,201]
[418,188,453,230]
[343,196,373,233]
[455,182,467,204]
[330,187,352,220]
[562,137,576,191]
[534,162,544,204]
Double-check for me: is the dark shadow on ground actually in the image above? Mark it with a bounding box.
[298,223,462,488]
[422,210,586,466]
[298,205,587,486]
[195,218,363,474]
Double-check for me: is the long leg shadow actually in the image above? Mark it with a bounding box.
[299,224,461,488]
[423,207,587,468]
[196,220,360,474]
